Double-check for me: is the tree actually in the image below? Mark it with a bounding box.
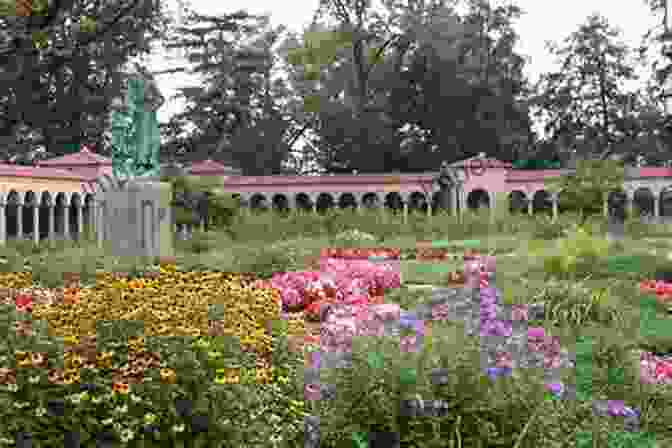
[544,159,625,224]
[160,9,300,175]
[531,13,641,161]
[282,0,473,172]
[0,0,171,159]
[385,0,534,168]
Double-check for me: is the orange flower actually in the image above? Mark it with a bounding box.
[112,382,130,394]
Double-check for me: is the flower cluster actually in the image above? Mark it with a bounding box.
[639,351,672,384]
[639,279,672,303]
[320,248,400,259]
[268,257,400,319]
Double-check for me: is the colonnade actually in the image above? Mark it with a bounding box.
[0,199,92,246]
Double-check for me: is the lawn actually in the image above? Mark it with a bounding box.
[0,208,671,447]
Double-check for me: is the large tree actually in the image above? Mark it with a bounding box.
[531,13,641,161]
[160,9,301,175]
[0,0,171,160]
[281,0,534,173]
[282,0,474,173]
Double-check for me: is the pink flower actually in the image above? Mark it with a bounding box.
[399,335,418,353]
[305,383,321,401]
[511,305,528,321]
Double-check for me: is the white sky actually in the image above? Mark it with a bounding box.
[146,0,661,129]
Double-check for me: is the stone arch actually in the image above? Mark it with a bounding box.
[508,190,527,214]
[22,191,39,241]
[632,187,655,217]
[70,192,83,238]
[39,191,53,240]
[83,193,96,239]
[294,193,313,212]
[430,191,442,215]
[408,191,428,213]
[54,192,70,239]
[361,193,380,209]
[5,190,20,239]
[249,193,269,211]
[271,193,290,212]
[338,193,358,210]
[466,189,489,210]
[384,192,404,212]
[532,190,552,215]
[315,193,335,214]
[660,187,672,217]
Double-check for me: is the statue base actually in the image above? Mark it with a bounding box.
[96,176,174,262]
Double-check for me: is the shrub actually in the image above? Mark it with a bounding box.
[531,214,565,240]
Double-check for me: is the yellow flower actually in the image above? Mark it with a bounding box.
[144,412,159,425]
[160,368,177,384]
[63,335,80,345]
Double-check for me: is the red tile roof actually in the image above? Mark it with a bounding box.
[638,167,672,178]
[38,145,111,166]
[188,159,241,175]
[506,169,572,181]
[0,163,91,180]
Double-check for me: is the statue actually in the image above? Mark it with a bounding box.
[110,63,164,183]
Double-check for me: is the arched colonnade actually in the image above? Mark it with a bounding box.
[0,189,96,245]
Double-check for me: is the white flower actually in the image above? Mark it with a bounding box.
[172,424,186,433]
[34,407,46,417]
[68,394,82,404]
[119,428,135,443]
[12,401,29,409]
[130,394,142,403]
[101,418,114,426]
[28,376,40,384]
[113,404,128,414]
[5,384,18,392]
[91,395,103,404]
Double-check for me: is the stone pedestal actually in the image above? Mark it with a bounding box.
[97,178,174,261]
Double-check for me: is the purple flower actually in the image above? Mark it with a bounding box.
[486,366,512,380]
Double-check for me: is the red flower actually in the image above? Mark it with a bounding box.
[655,361,672,379]
[14,294,33,312]
[305,301,328,322]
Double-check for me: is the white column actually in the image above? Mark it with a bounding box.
[527,195,533,215]
[62,205,70,240]
[32,204,39,245]
[402,195,409,225]
[96,200,105,249]
[450,188,458,216]
[603,193,609,218]
[77,204,84,240]
[426,193,432,218]
[16,201,23,240]
[654,196,660,217]
[0,201,5,246]
[48,205,55,245]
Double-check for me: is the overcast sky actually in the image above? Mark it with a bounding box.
[146,0,660,126]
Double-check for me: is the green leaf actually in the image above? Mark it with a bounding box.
[399,367,417,386]
[366,352,384,371]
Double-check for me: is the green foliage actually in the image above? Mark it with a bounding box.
[531,214,566,240]
[545,159,625,223]
[535,225,610,279]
